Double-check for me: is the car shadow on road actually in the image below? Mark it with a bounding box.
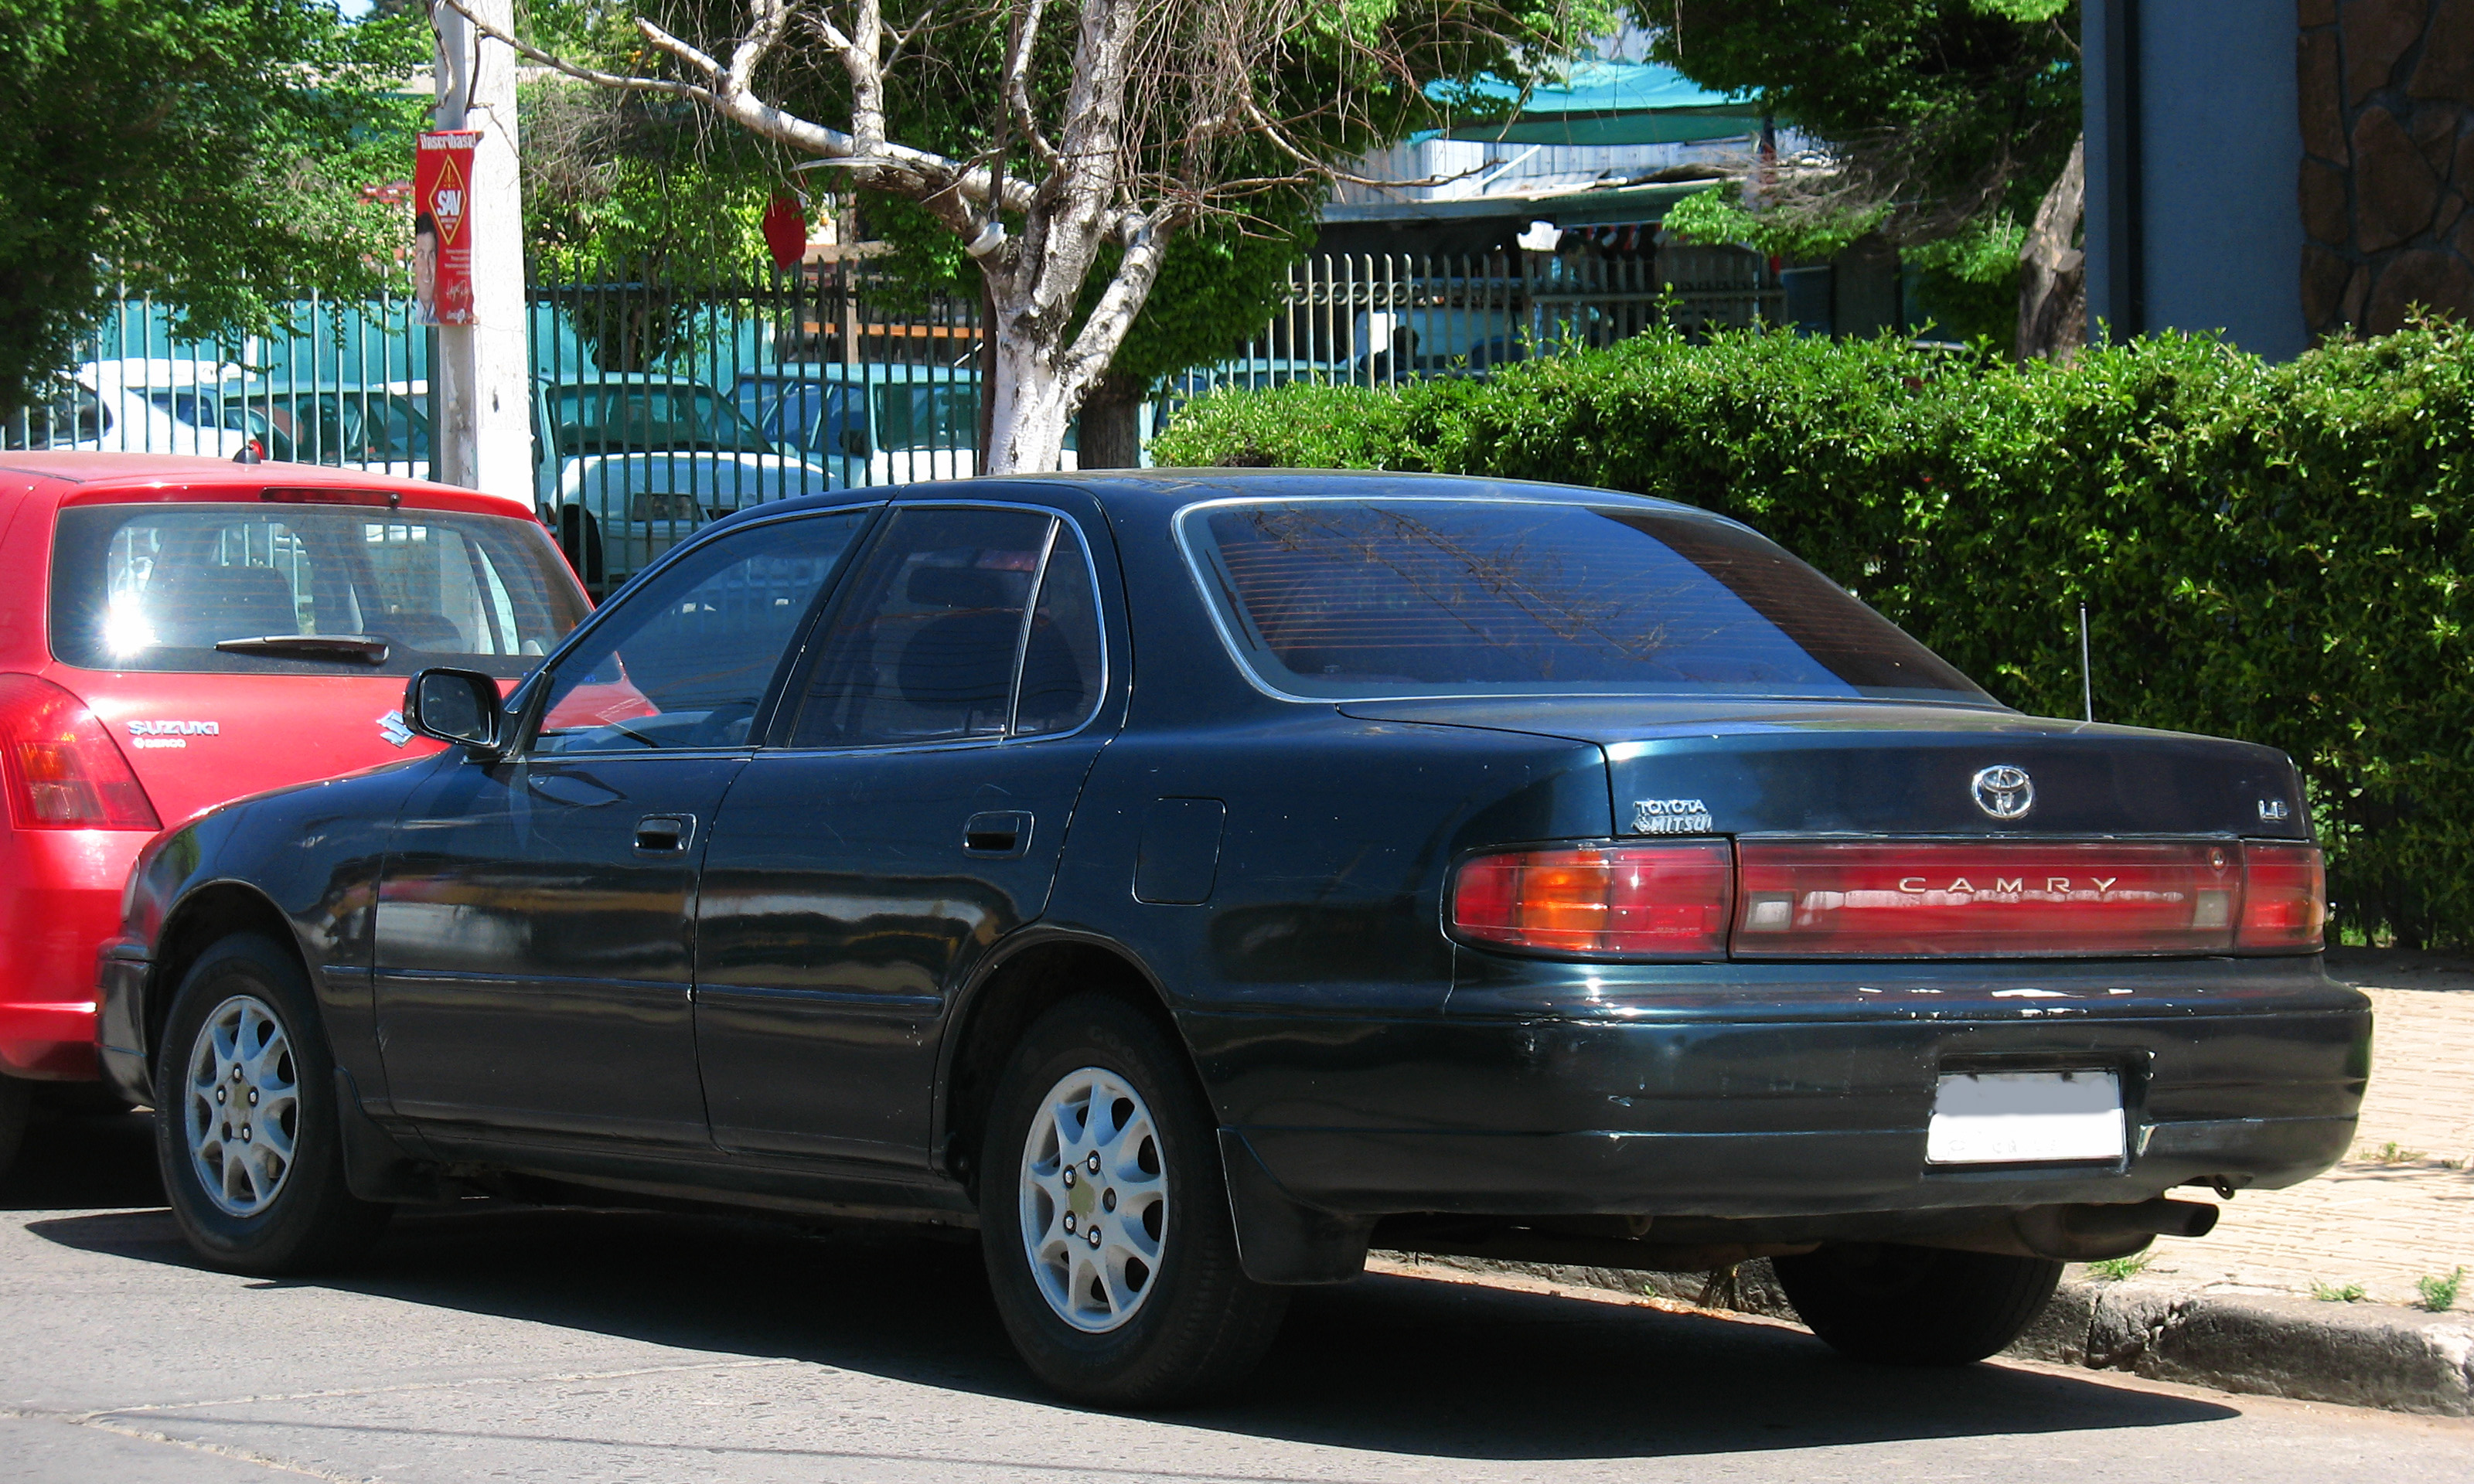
[0,1106,162,1212]
[22,1162,2243,1465]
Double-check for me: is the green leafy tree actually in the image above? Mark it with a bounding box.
[1643,2,2080,350]
[512,2,776,369]
[0,2,428,417]
[446,0,1607,473]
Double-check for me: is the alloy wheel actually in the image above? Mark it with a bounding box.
[1017,1066,1167,1333]
[182,994,300,1217]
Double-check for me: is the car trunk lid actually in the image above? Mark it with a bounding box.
[1338,698,2309,841]
[63,669,441,827]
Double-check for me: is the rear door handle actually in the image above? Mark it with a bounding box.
[963,810,1033,857]
[635,814,694,853]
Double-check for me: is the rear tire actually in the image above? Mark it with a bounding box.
[1774,1242,2063,1365]
[153,934,390,1274]
[0,1074,29,1180]
[979,994,1287,1407]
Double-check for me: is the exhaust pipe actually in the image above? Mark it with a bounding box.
[1928,1198,2220,1262]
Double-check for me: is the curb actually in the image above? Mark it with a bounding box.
[1375,1253,2474,1418]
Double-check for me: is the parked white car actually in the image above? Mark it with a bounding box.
[5,360,255,457]
[533,373,833,586]
[731,364,1081,488]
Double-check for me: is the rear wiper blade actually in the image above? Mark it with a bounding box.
[213,634,390,665]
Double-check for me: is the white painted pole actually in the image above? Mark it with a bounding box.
[431,0,530,505]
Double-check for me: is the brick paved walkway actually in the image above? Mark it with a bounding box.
[2128,950,2473,1309]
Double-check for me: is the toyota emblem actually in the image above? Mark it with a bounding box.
[1971,764,2035,820]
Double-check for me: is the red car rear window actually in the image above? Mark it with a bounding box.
[49,502,588,676]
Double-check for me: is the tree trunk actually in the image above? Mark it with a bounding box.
[983,329,1079,474]
[1074,371,1145,468]
[2016,134,2087,362]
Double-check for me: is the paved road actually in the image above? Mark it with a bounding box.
[3,1111,2467,1484]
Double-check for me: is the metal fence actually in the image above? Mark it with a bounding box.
[1166,247,1780,403]
[9,247,1775,591]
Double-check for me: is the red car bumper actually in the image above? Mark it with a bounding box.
[0,828,148,1082]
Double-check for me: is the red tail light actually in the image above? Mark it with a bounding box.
[1451,842,1733,958]
[2238,843,2327,950]
[0,676,162,831]
[1735,841,2243,957]
[1450,838,2326,960]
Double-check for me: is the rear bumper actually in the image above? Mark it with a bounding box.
[1190,954,2371,1223]
[0,829,150,1082]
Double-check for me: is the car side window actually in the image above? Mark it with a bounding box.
[1013,523,1103,737]
[788,505,1099,749]
[533,511,868,754]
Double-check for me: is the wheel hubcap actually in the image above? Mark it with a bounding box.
[182,994,299,1217]
[1018,1066,1166,1333]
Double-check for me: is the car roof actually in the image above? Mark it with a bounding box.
[76,358,246,387]
[538,373,718,388]
[0,452,533,518]
[736,364,979,385]
[220,380,422,397]
[695,468,1722,536]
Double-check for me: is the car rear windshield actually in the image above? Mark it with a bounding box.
[547,383,775,455]
[51,502,589,676]
[1181,499,1989,703]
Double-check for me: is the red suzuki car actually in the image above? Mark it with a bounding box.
[0,454,588,1173]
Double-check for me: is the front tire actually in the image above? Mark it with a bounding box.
[154,934,390,1274]
[1774,1242,2063,1365]
[979,994,1287,1407]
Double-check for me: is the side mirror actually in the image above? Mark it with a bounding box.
[839,426,871,459]
[403,668,505,753]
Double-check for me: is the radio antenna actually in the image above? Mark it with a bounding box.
[2079,603,2094,723]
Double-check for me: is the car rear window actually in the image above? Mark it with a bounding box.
[1181,499,1988,703]
[50,502,590,676]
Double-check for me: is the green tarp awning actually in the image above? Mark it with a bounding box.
[1431,60,1761,148]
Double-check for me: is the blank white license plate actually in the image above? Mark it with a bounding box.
[1926,1070,2126,1165]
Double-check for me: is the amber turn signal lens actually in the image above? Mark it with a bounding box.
[1451,842,1733,958]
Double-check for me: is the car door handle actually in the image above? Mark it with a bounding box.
[963,810,1033,857]
[635,814,694,853]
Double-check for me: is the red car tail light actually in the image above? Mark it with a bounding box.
[0,675,162,831]
[2237,843,2326,951]
[1733,840,2291,958]
[1452,842,1733,958]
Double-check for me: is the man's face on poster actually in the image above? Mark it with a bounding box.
[412,223,438,313]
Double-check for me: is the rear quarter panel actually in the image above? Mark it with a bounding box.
[1048,711,1611,1125]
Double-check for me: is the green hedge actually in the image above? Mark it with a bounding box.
[1152,326,2474,948]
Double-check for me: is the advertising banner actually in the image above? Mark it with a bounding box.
[413,131,482,325]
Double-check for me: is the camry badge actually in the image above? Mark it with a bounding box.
[1971,764,2034,820]
[377,710,414,748]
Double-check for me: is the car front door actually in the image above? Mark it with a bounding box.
[373,507,874,1148]
[693,499,1117,1168]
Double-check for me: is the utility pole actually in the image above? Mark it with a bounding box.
[429,0,530,502]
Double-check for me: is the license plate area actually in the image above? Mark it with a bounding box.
[1926,1069,2127,1166]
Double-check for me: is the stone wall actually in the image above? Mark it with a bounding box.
[2300,0,2474,336]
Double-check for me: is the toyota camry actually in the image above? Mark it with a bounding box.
[95,471,2369,1405]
